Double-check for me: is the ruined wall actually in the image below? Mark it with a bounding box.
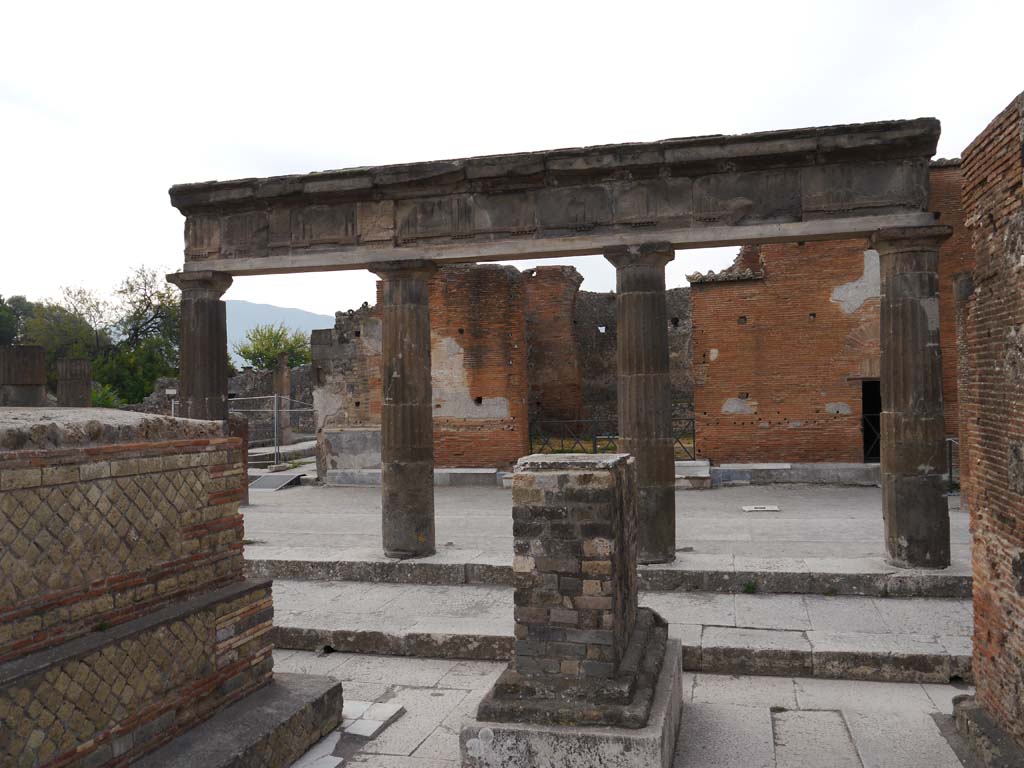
[522,266,584,423]
[960,92,1024,749]
[691,164,972,464]
[574,287,693,423]
[0,409,275,766]
[428,264,530,467]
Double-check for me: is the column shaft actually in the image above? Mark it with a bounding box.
[167,271,232,422]
[372,261,436,559]
[605,243,676,564]
[872,226,952,568]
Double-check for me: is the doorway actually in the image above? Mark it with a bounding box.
[862,380,881,463]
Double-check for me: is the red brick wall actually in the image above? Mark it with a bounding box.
[692,165,973,464]
[428,265,530,468]
[961,92,1024,748]
[692,239,879,463]
[522,266,584,422]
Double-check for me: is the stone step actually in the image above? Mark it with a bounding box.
[269,580,973,685]
[134,673,344,768]
[249,440,318,465]
[324,467,504,487]
[245,551,971,598]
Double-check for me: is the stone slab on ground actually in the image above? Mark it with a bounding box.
[270,580,972,684]
[276,651,972,767]
[459,640,682,768]
[243,484,971,596]
[953,695,1024,768]
[135,673,345,768]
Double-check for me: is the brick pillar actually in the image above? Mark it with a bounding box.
[477,453,668,728]
[871,226,952,568]
[56,358,91,407]
[167,271,233,423]
[604,242,676,564]
[370,261,436,559]
[0,345,47,406]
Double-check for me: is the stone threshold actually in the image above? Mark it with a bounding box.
[245,553,971,598]
[953,695,1024,768]
[271,621,970,685]
[0,578,272,688]
[133,673,345,768]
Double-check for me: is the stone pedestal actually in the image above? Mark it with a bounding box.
[0,345,47,406]
[461,454,681,768]
[273,352,293,446]
[56,357,91,407]
[871,226,952,568]
[605,243,676,564]
[371,261,436,559]
[167,271,233,422]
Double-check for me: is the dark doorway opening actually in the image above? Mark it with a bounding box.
[862,380,881,463]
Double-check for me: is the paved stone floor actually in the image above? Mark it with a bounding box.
[244,483,970,568]
[278,650,973,767]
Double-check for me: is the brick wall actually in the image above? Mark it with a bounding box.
[691,165,972,463]
[522,266,584,423]
[428,265,530,468]
[960,92,1024,749]
[0,410,274,767]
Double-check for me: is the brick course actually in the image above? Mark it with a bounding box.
[960,92,1024,750]
[691,165,973,463]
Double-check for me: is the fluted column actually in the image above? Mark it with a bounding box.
[166,271,232,422]
[604,242,676,564]
[871,226,952,568]
[371,261,437,559]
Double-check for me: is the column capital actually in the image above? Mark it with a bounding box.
[603,241,675,270]
[369,260,438,281]
[166,270,233,299]
[870,225,952,251]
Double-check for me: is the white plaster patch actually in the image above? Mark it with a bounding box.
[709,348,719,361]
[788,421,803,428]
[432,336,510,419]
[825,402,852,415]
[722,397,756,415]
[831,250,880,313]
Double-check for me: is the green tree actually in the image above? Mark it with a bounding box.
[234,324,311,369]
[0,297,17,345]
[22,302,106,389]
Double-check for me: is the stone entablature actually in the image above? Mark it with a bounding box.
[170,120,939,275]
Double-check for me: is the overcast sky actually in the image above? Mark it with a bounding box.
[2,1,1021,316]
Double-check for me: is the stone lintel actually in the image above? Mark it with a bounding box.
[870,224,953,250]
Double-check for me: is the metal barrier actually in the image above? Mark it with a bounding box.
[529,416,696,460]
[946,436,960,492]
[227,395,314,465]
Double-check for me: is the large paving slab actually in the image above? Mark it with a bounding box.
[244,484,971,597]
[270,580,973,683]
[278,651,973,767]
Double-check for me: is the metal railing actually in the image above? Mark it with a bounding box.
[228,395,314,465]
[529,416,696,460]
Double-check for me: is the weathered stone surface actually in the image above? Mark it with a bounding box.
[371,261,436,559]
[0,345,46,406]
[170,120,940,275]
[56,357,91,407]
[871,225,952,568]
[605,243,676,564]
[167,270,233,422]
[954,695,1024,768]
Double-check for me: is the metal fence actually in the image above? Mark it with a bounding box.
[529,416,696,460]
[946,436,960,492]
[227,395,314,465]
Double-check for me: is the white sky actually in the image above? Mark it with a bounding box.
[2,0,1021,315]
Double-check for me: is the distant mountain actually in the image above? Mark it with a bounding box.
[226,300,334,366]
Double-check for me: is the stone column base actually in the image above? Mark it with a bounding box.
[953,695,1024,768]
[460,638,682,768]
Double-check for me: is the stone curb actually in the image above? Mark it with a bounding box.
[269,624,971,685]
[246,558,971,598]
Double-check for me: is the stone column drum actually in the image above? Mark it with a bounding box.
[57,358,92,407]
[0,345,47,406]
[871,226,952,568]
[371,261,436,559]
[273,351,293,447]
[604,242,676,564]
[167,271,233,422]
